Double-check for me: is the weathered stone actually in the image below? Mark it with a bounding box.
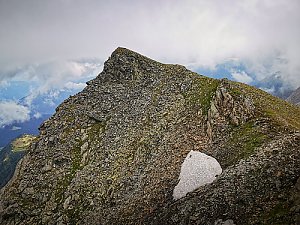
[296,177,300,191]
[0,48,300,225]
[80,142,89,153]
[63,196,71,210]
[42,161,52,172]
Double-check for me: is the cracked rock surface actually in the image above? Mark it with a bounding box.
[0,48,300,225]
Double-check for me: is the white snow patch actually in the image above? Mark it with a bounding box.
[173,150,222,200]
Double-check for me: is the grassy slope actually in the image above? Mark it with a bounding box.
[229,81,300,130]
[206,79,300,168]
[226,81,300,224]
[11,135,37,152]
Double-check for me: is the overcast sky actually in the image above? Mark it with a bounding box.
[0,0,299,85]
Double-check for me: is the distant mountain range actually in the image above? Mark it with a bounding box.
[286,86,300,106]
[254,73,294,99]
[0,143,26,189]
[0,88,83,148]
[0,114,50,148]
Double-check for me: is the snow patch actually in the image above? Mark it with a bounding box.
[173,150,222,200]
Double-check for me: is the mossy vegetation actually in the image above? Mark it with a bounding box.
[54,120,106,222]
[67,206,82,224]
[55,173,73,205]
[227,85,243,97]
[260,201,292,225]
[223,121,266,166]
[0,144,26,188]
[88,121,106,141]
[183,75,220,115]
[11,134,36,152]
[71,146,83,173]
[3,48,300,224]
[229,81,300,130]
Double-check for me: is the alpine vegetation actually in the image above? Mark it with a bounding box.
[0,48,299,225]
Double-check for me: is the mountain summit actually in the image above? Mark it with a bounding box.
[1,48,300,224]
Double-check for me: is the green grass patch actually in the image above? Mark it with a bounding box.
[182,76,220,115]
[260,201,292,225]
[224,121,266,166]
[11,135,36,152]
[229,81,300,130]
[87,121,106,141]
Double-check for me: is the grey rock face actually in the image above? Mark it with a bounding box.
[286,86,300,106]
[0,48,300,225]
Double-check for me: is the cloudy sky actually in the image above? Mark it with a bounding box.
[0,0,300,126]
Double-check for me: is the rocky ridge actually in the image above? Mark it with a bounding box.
[0,48,300,224]
[287,86,300,106]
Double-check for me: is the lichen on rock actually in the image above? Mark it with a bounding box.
[0,47,300,225]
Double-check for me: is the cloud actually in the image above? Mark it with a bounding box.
[231,71,253,84]
[11,126,21,131]
[259,86,275,95]
[21,60,95,94]
[0,80,9,87]
[33,112,42,119]
[64,82,87,90]
[0,101,30,127]
[0,59,102,107]
[0,59,102,88]
[0,0,299,88]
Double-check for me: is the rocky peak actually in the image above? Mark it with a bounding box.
[88,47,187,85]
[0,48,300,225]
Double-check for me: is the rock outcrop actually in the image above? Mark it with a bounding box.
[0,48,300,224]
[287,86,300,106]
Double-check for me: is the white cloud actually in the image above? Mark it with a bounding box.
[0,101,30,127]
[0,60,101,89]
[0,80,9,87]
[0,0,299,88]
[260,86,275,94]
[64,82,86,90]
[1,60,102,107]
[231,71,253,84]
[11,126,21,131]
[42,98,56,107]
[33,112,42,119]
[25,61,88,94]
